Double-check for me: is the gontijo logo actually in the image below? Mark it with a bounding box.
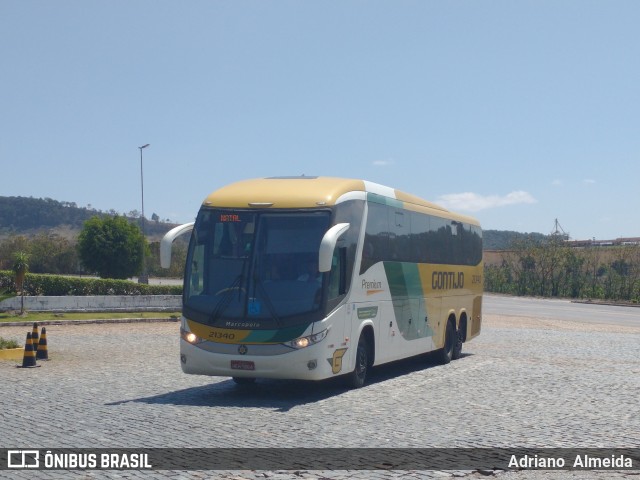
[432,271,464,290]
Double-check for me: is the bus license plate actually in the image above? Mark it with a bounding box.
[231,360,255,371]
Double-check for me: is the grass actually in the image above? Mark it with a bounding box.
[0,311,181,323]
[0,336,21,349]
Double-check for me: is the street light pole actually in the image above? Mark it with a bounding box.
[138,143,150,284]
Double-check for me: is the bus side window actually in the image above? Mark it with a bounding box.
[410,211,429,263]
[328,247,347,300]
[190,245,204,296]
[360,201,388,274]
[390,209,410,262]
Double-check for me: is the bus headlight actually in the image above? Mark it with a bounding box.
[181,327,203,345]
[288,329,328,349]
[186,333,198,344]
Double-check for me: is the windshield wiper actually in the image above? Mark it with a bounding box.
[208,274,245,324]
[208,252,251,325]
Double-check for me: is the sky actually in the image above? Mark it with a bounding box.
[2,1,639,241]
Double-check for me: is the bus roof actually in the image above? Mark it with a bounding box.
[202,176,479,225]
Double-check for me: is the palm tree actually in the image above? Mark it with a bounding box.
[12,251,30,315]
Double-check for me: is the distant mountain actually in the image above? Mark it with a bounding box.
[0,196,178,240]
[482,229,547,250]
[1,195,546,249]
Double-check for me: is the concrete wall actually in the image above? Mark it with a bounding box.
[0,295,181,312]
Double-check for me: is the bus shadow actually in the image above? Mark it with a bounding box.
[106,353,474,412]
[106,378,344,412]
[367,351,474,386]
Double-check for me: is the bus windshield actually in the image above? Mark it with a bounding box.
[184,209,331,327]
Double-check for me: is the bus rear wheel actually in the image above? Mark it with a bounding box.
[452,327,463,360]
[347,336,369,389]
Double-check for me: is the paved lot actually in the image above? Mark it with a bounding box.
[1,296,639,479]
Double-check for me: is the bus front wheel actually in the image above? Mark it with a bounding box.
[347,336,369,389]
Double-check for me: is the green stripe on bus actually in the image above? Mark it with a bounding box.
[384,262,432,340]
[384,262,424,298]
[244,324,309,343]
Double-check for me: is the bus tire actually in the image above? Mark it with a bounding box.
[452,327,463,360]
[232,377,256,385]
[438,320,455,365]
[347,335,369,389]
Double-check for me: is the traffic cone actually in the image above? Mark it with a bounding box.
[31,323,39,352]
[36,327,49,360]
[18,332,39,368]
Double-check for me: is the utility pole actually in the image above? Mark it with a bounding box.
[138,144,150,284]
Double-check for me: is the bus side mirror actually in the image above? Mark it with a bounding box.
[319,223,350,273]
[160,222,195,268]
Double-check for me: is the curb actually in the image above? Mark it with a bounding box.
[571,300,640,308]
[0,317,181,328]
[0,347,23,361]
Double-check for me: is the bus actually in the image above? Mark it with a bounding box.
[161,176,483,388]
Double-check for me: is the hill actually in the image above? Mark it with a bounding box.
[0,196,178,240]
[482,229,548,250]
[1,196,551,250]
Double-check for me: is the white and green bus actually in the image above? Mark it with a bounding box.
[161,176,483,388]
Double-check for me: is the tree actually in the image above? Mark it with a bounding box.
[504,237,538,296]
[28,233,79,274]
[0,235,29,270]
[12,251,30,314]
[77,216,147,279]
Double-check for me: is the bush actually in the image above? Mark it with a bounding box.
[77,215,146,279]
[0,271,182,296]
[0,336,21,349]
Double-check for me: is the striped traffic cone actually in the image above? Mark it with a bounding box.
[36,327,49,360]
[18,332,39,368]
[31,323,39,353]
